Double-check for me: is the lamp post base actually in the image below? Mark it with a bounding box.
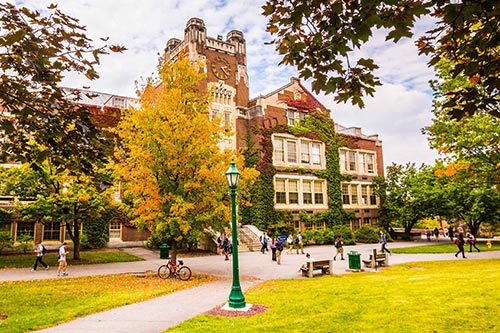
[228,286,246,309]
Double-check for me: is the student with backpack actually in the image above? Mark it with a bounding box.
[295,232,305,255]
[275,238,283,265]
[32,241,49,272]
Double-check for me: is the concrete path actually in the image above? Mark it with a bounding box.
[0,241,497,333]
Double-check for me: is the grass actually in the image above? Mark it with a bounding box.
[165,259,500,333]
[391,240,500,254]
[0,249,144,269]
[0,273,215,333]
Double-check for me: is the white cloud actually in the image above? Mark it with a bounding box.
[14,0,439,169]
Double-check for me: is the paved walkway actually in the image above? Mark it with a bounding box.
[0,241,498,333]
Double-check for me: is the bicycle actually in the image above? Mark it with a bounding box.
[157,258,192,281]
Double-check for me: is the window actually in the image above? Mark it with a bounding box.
[287,140,297,163]
[274,177,326,207]
[303,181,312,204]
[298,113,305,122]
[342,184,350,204]
[16,222,35,239]
[359,154,366,174]
[314,181,324,204]
[301,142,310,164]
[287,110,295,126]
[275,179,286,204]
[351,184,358,204]
[364,218,371,226]
[367,154,374,173]
[370,186,377,205]
[272,135,324,168]
[312,143,321,166]
[0,222,10,232]
[289,180,299,204]
[109,221,122,239]
[43,221,60,241]
[361,185,368,205]
[349,152,356,171]
[274,138,285,163]
[113,97,126,108]
[224,112,231,127]
[210,110,217,120]
[340,151,347,171]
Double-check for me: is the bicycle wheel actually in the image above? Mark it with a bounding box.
[158,265,172,279]
[176,266,192,281]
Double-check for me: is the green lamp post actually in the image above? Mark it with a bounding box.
[225,159,246,309]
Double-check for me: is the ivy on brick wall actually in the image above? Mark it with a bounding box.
[240,110,352,230]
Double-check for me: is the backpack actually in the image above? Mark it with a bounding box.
[334,239,341,248]
[294,236,300,244]
[41,245,47,255]
[276,241,283,252]
[454,239,460,245]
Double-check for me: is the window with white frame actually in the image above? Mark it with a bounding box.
[303,181,312,204]
[287,140,297,163]
[341,183,378,207]
[340,149,376,174]
[224,112,231,127]
[274,177,327,208]
[43,221,61,241]
[301,142,310,164]
[275,179,286,204]
[288,180,299,204]
[272,134,324,168]
[274,138,285,163]
[286,110,295,126]
[342,184,350,204]
[314,181,324,204]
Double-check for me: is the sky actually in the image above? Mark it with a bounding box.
[16,0,440,168]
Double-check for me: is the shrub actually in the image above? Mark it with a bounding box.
[15,233,34,254]
[0,231,13,254]
[354,225,379,243]
[331,225,355,245]
[302,226,355,245]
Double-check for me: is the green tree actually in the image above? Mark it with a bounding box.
[115,56,256,263]
[425,59,500,184]
[0,3,125,174]
[373,163,441,235]
[0,164,116,259]
[263,1,500,118]
[435,165,500,237]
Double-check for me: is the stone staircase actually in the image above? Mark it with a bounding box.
[237,225,261,252]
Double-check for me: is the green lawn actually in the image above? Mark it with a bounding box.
[0,249,144,269]
[391,240,500,254]
[165,259,500,333]
[0,273,215,333]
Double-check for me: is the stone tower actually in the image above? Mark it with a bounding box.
[164,18,249,151]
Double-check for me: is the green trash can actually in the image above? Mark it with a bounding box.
[159,243,170,259]
[348,250,361,270]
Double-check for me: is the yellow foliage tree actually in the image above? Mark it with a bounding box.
[115,55,247,261]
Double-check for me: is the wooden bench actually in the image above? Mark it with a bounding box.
[362,249,389,269]
[300,259,333,278]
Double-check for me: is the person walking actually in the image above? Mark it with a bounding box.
[270,237,277,261]
[295,232,305,255]
[333,235,344,260]
[286,233,293,254]
[379,230,391,255]
[433,227,440,241]
[56,242,70,277]
[275,238,283,265]
[455,233,467,258]
[467,233,481,253]
[448,226,454,242]
[222,235,231,261]
[32,241,49,272]
[425,227,431,242]
[260,232,268,254]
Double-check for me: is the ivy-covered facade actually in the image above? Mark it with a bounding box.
[237,78,381,232]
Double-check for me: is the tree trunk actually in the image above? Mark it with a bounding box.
[170,241,177,265]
